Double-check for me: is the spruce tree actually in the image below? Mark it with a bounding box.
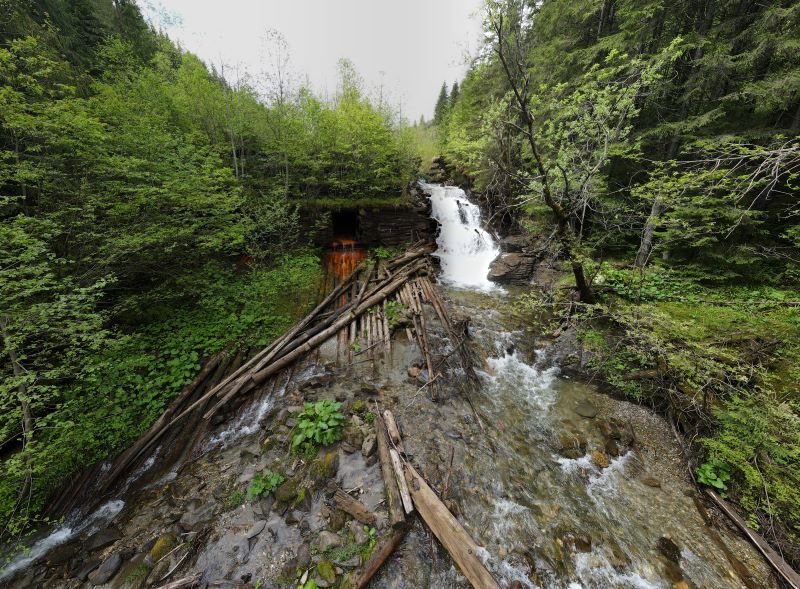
[433,82,449,125]
[449,81,460,107]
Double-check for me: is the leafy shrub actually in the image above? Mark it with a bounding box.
[364,412,375,425]
[247,469,285,500]
[384,300,407,328]
[696,460,731,493]
[292,400,346,455]
[373,246,392,260]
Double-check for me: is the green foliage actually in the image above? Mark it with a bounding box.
[364,412,375,425]
[373,246,392,260]
[224,489,245,511]
[291,400,346,455]
[696,460,731,493]
[384,300,407,328]
[247,469,285,500]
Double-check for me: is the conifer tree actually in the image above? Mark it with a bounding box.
[433,82,449,125]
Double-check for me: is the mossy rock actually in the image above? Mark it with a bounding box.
[328,508,347,531]
[148,531,178,563]
[316,560,337,584]
[349,400,365,413]
[309,451,339,484]
[275,478,299,504]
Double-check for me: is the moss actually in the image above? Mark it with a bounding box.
[149,531,178,562]
[274,478,299,504]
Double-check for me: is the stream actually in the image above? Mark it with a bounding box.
[0,184,777,589]
[373,183,776,588]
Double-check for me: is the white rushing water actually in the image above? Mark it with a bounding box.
[423,183,501,290]
[0,500,125,582]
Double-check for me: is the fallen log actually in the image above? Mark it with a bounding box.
[383,410,405,454]
[389,448,414,515]
[706,490,800,589]
[156,573,202,589]
[404,462,500,589]
[200,259,426,419]
[352,527,408,589]
[333,488,377,526]
[375,411,406,529]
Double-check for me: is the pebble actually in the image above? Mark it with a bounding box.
[574,401,598,418]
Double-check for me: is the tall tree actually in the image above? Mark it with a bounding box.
[433,82,449,125]
[450,81,460,107]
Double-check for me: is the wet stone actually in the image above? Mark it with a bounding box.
[657,536,682,563]
[641,477,662,488]
[574,401,598,419]
[88,553,122,585]
[74,558,101,582]
[591,450,610,469]
[361,434,377,457]
[46,541,79,566]
[86,527,122,552]
[179,500,216,531]
[316,531,342,552]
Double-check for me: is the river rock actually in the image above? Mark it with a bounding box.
[591,450,610,469]
[46,541,79,565]
[348,520,368,544]
[574,401,598,419]
[407,365,421,379]
[247,520,267,539]
[179,500,215,530]
[316,560,337,584]
[657,536,681,563]
[604,438,621,458]
[488,253,535,284]
[641,477,662,488]
[86,527,122,552]
[88,553,122,585]
[316,531,342,552]
[499,234,530,252]
[361,434,377,457]
[74,558,101,582]
[557,432,587,459]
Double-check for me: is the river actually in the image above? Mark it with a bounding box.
[0,183,777,589]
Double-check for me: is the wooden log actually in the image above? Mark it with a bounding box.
[375,412,406,529]
[389,448,414,515]
[706,490,800,589]
[352,527,408,589]
[202,260,426,418]
[206,265,359,400]
[382,410,405,454]
[404,462,500,589]
[333,488,377,525]
[156,572,202,589]
[381,300,392,361]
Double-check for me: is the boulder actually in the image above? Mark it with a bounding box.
[361,434,377,457]
[88,553,122,585]
[488,253,535,284]
[74,558,101,582]
[179,500,215,531]
[86,527,122,552]
[499,234,530,253]
[316,531,342,552]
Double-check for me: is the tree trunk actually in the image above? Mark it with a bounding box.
[634,199,665,268]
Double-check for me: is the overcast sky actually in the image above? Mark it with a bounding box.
[139,0,484,122]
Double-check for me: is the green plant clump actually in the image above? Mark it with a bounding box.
[247,469,285,500]
[292,400,346,455]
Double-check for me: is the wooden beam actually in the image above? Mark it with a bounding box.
[404,462,500,589]
[333,488,377,526]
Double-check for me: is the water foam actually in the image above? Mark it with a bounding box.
[423,183,501,290]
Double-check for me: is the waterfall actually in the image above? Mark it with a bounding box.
[422,183,501,290]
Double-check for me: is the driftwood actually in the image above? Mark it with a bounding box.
[375,411,406,529]
[404,462,500,589]
[706,490,800,589]
[352,527,409,589]
[156,573,202,589]
[333,488,377,525]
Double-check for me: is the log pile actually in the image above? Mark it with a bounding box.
[87,244,435,499]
